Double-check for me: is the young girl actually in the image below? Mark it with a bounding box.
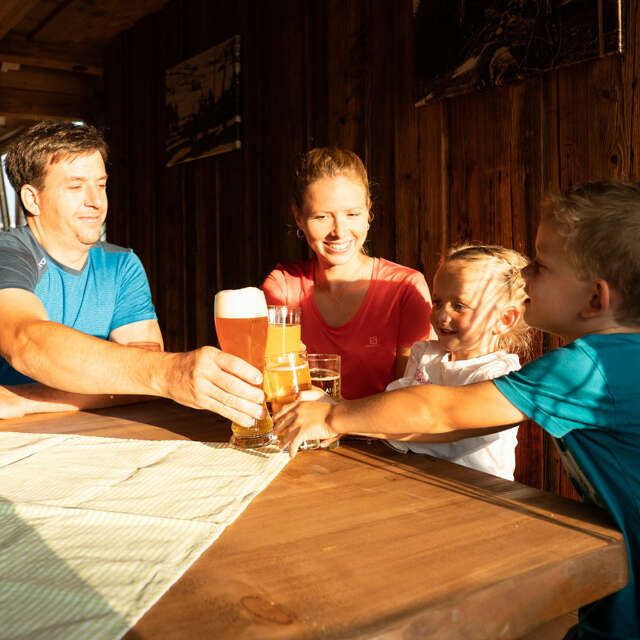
[386,244,534,480]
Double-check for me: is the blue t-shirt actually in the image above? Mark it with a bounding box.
[0,226,157,385]
[494,334,640,640]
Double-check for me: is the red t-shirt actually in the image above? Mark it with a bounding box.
[261,258,432,399]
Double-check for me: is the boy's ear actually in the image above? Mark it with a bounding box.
[20,184,41,216]
[580,280,611,318]
[495,306,520,335]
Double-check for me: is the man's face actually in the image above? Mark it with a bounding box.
[32,150,108,249]
[522,220,593,341]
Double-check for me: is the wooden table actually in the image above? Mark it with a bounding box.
[0,400,628,640]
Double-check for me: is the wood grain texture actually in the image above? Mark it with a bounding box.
[102,0,640,500]
[0,0,41,40]
[32,0,170,44]
[0,34,102,74]
[0,86,94,120]
[0,401,627,640]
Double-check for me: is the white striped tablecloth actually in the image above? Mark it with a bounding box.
[0,432,290,639]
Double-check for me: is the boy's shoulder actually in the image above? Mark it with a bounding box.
[546,333,640,373]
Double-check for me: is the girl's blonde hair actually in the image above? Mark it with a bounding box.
[443,244,535,359]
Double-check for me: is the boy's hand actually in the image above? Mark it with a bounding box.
[273,389,340,457]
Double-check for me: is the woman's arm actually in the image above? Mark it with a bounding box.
[274,381,527,456]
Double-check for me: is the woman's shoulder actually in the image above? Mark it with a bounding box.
[262,259,315,305]
[268,259,314,280]
[373,258,431,305]
[376,257,427,282]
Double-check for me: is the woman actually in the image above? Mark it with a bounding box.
[262,147,432,399]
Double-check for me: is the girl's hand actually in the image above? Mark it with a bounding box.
[273,389,340,457]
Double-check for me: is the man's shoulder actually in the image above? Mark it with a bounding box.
[90,240,134,256]
[0,226,45,292]
[0,226,42,255]
[88,241,139,268]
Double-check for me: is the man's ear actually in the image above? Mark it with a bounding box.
[580,280,611,318]
[20,184,41,216]
[495,306,520,335]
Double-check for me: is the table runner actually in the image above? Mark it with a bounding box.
[0,431,289,639]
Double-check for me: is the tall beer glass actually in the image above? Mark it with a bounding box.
[214,287,273,448]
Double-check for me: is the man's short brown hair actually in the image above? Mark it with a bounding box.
[543,180,640,327]
[4,121,108,193]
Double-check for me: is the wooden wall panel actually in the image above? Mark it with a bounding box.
[154,0,187,352]
[417,101,448,281]
[103,0,640,498]
[256,0,309,280]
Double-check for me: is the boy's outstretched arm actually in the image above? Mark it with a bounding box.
[274,381,528,457]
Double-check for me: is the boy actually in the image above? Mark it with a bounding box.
[274,181,640,640]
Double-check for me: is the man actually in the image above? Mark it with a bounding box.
[0,121,264,426]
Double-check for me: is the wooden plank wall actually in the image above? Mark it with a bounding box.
[103,0,640,498]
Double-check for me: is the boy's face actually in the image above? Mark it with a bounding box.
[522,220,593,341]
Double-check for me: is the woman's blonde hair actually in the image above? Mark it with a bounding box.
[291,147,371,213]
[442,244,535,359]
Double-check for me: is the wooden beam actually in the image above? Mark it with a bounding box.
[0,66,99,97]
[0,87,94,121]
[0,0,42,40]
[0,35,102,76]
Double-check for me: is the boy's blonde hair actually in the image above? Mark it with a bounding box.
[543,180,640,328]
[443,244,534,358]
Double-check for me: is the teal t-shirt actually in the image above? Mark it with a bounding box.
[494,334,640,640]
[0,226,157,385]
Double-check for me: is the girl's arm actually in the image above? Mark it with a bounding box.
[274,381,527,456]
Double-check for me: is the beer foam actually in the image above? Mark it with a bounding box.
[214,287,268,318]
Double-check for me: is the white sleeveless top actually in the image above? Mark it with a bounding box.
[386,341,521,481]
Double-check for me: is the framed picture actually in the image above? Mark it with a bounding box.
[166,35,241,166]
[415,0,624,106]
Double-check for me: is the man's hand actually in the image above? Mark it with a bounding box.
[273,389,340,457]
[162,346,266,427]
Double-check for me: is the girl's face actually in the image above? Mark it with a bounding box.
[294,175,370,269]
[431,261,507,361]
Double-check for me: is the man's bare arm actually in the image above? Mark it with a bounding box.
[109,318,164,348]
[0,289,265,426]
[0,383,149,419]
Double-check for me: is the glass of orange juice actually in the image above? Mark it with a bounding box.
[266,306,302,356]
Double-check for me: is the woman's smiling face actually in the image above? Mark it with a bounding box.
[295,175,370,268]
